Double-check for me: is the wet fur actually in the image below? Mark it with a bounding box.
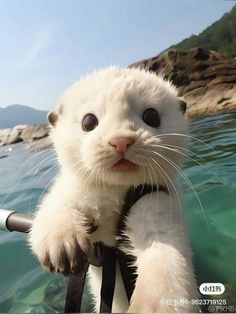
[29,66,199,312]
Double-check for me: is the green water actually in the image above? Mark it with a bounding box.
[0,110,236,312]
[183,111,236,286]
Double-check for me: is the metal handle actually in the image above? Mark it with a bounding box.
[0,209,33,233]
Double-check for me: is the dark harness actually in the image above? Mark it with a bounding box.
[65,184,167,313]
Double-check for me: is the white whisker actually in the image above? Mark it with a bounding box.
[146,162,161,209]
[35,172,58,213]
[147,160,174,217]
[154,133,216,152]
[150,143,220,181]
[0,152,57,208]
[151,150,212,238]
[150,156,183,221]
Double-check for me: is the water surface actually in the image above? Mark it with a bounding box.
[0,110,236,312]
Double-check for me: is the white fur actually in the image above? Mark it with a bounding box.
[29,66,199,312]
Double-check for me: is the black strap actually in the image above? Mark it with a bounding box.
[64,261,89,313]
[64,184,168,313]
[99,245,117,313]
[117,184,158,236]
[116,184,159,302]
[118,250,137,302]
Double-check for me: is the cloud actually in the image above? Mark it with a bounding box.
[16,23,54,69]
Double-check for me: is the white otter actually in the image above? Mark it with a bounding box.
[29,66,199,313]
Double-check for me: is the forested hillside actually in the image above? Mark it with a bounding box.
[171,5,236,57]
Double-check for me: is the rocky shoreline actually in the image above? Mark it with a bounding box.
[130,47,236,120]
[0,124,52,151]
[1,47,236,152]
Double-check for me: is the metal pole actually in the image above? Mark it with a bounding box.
[0,209,33,233]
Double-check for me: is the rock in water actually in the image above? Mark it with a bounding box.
[0,127,23,145]
[20,125,50,142]
[0,124,50,147]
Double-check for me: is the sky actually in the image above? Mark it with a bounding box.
[0,0,235,111]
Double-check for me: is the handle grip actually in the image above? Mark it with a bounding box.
[0,209,33,233]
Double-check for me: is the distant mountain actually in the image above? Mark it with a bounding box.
[170,5,236,58]
[0,104,48,128]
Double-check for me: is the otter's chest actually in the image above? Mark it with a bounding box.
[90,210,121,247]
[83,190,125,247]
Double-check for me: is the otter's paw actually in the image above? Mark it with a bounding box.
[29,222,91,276]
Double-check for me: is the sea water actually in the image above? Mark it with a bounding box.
[0,110,236,312]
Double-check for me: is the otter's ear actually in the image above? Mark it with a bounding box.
[179,100,187,114]
[47,111,58,127]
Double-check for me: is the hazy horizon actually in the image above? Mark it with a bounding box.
[0,104,48,111]
[0,0,235,111]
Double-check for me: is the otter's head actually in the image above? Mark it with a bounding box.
[49,66,188,188]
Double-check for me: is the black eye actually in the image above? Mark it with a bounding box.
[142,108,160,128]
[179,100,187,114]
[82,113,98,131]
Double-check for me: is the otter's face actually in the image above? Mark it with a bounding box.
[50,67,188,187]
